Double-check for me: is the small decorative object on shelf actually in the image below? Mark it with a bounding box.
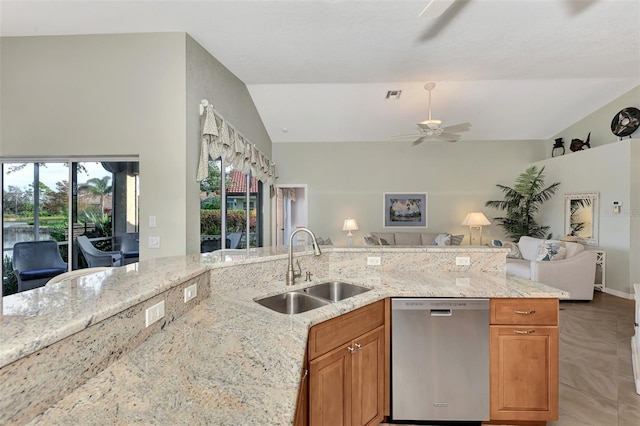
[570,132,591,152]
[611,107,640,139]
[551,138,565,157]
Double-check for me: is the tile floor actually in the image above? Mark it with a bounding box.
[383,291,639,426]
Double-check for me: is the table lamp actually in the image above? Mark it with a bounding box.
[342,218,359,246]
[462,212,491,245]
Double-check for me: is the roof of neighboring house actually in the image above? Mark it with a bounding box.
[227,170,258,194]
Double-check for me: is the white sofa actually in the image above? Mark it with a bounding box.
[364,231,464,246]
[506,236,597,301]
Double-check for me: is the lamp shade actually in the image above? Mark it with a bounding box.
[342,218,359,232]
[462,212,491,226]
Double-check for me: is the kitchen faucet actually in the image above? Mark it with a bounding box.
[286,227,322,286]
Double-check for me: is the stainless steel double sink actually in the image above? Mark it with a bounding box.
[256,281,371,314]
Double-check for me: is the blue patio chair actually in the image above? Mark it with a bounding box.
[228,233,242,250]
[12,241,68,292]
[114,232,139,265]
[77,236,123,267]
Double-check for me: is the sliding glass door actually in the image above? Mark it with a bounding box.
[2,159,139,295]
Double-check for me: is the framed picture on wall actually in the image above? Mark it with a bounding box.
[383,193,428,227]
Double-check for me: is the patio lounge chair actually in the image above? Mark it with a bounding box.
[114,232,139,265]
[12,241,68,292]
[77,236,123,267]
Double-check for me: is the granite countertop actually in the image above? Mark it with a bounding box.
[23,247,566,425]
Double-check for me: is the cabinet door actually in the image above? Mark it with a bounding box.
[352,326,385,426]
[490,325,559,421]
[309,342,352,426]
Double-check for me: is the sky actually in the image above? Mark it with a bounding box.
[3,162,111,191]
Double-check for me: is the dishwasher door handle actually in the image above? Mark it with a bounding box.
[430,309,452,316]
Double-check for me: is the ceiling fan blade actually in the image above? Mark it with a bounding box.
[437,132,461,142]
[412,137,427,146]
[391,133,421,139]
[419,0,456,18]
[442,122,471,133]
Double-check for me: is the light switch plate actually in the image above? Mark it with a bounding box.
[148,236,160,249]
[456,256,471,266]
[149,215,157,227]
[145,300,165,327]
[367,256,381,266]
[184,283,197,303]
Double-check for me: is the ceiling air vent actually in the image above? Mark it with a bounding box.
[386,90,402,100]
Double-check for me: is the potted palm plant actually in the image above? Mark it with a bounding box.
[485,166,560,241]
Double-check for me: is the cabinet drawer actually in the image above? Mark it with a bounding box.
[491,298,558,326]
[308,300,385,360]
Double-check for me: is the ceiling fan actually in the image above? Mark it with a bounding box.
[395,82,472,145]
[419,0,456,18]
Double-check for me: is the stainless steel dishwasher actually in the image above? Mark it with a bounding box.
[391,298,490,422]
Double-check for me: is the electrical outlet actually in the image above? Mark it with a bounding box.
[367,256,381,266]
[148,236,160,249]
[145,300,165,327]
[184,283,197,303]
[456,256,470,266]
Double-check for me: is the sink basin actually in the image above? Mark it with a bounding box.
[255,291,330,314]
[304,281,371,302]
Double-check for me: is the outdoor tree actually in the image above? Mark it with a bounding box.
[79,176,113,213]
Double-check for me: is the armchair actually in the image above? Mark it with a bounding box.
[12,241,68,292]
[77,236,123,267]
[506,236,597,300]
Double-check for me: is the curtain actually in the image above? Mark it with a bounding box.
[197,104,278,185]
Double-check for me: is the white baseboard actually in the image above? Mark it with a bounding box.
[602,287,634,299]
[632,335,640,395]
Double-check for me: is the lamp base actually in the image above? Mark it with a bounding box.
[469,225,484,246]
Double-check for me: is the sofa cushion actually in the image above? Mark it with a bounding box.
[517,236,545,261]
[371,232,395,245]
[563,241,584,258]
[19,267,68,281]
[506,259,531,279]
[536,241,566,261]
[420,233,440,245]
[395,232,422,246]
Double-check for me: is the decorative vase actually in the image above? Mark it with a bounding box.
[552,138,565,157]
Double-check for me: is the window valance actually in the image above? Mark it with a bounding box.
[197,103,278,185]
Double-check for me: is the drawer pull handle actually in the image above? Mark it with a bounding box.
[514,309,536,315]
[514,329,536,334]
[354,343,362,350]
[347,346,356,354]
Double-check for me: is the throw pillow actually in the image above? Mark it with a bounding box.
[536,241,565,261]
[379,238,390,245]
[363,235,379,245]
[491,239,522,259]
[449,234,464,245]
[434,233,451,246]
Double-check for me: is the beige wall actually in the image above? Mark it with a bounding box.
[185,35,273,251]
[536,85,640,296]
[1,33,187,259]
[273,139,546,246]
[1,32,273,258]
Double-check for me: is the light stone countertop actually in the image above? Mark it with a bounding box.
[18,247,567,425]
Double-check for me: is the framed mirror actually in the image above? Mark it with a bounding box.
[564,192,599,246]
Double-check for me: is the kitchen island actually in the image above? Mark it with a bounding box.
[0,246,567,425]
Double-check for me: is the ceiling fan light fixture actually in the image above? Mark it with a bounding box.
[420,119,442,130]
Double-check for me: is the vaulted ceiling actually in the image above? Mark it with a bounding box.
[2,0,639,143]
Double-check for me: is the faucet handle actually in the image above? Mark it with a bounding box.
[294,259,302,278]
[305,271,313,282]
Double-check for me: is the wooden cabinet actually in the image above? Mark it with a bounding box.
[307,300,386,426]
[489,298,559,423]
